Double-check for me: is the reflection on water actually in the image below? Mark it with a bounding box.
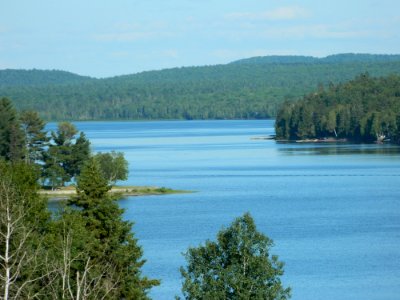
[278,142,400,156]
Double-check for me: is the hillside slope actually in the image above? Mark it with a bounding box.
[0,69,94,88]
[1,54,400,121]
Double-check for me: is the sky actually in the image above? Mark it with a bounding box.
[1,0,399,77]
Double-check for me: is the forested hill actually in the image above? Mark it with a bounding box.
[231,53,400,65]
[0,69,94,88]
[275,74,400,143]
[1,53,400,121]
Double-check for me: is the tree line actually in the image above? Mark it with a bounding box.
[1,98,290,299]
[275,73,400,143]
[0,97,128,189]
[1,54,400,121]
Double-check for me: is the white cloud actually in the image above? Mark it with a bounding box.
[226,6,310,21]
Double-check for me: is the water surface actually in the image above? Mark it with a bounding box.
[66,120,400,299]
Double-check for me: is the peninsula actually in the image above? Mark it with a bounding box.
[41,185,190,200]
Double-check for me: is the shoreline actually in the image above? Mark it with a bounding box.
[41,185,192,201]
[275,138,349,143]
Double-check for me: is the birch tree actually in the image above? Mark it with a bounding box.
[180,213,291,299]
[44,215,119,300]
[0,176,47,299]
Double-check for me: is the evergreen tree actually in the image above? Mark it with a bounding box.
[71,157,111,208]
[52,122,78,146]
[0,98,25,161]
[42,206,119,299]
[20,110,49,164]
[43,123,90,188]
[67,132,91,179]
[179,213,291,300]
[42,145,69,189]
[69,158,159,298]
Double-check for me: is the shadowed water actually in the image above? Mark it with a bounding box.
[53,120,400,300]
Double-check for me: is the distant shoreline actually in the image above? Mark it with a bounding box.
[294,138,348,143]
[41,185,191,201]
[252,136,349,143]
[275,138,394,144]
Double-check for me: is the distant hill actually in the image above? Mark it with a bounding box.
[231,53,400,65]
[1,53,400,121]
[0,69,94,88]
[230,55,317,65]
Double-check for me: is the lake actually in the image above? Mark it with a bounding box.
[64,120,400,299]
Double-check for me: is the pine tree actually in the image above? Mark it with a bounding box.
[66,132,91,180]
[0,98,25,161]
[43,123,90,188]
[20,110,49,164]
[69,158,159,298]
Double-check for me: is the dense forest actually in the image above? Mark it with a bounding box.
[275,74,400,143]
[1,54,400,121]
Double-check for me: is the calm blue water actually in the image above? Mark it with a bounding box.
[55,120,400,299]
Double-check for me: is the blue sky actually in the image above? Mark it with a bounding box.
[1,0,399,77]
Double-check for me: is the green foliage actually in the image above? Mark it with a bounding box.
[69,132,91,178]
[2,54,400,121]
[69,158,159,298]
[20,110,49,164]
[72,157,111,207]
[180,213,290,300]
[42,122,90,188]
[0,159,49,230]
[0,108,158,298]
[275,74,400,143]
[42,207,114,299]
[0,69,94,88]
[0,97,25,161]
[0,160,50,298]
[42,148,69,190]
[52,121,78,146]
[94,151,128,184]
